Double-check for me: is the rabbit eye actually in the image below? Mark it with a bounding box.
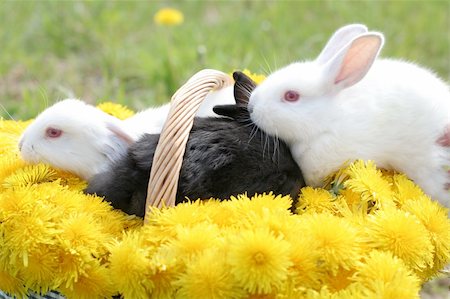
[45,127,62,138]
[283,90,300,102]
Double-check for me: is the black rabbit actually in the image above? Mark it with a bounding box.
[85,72,305,216]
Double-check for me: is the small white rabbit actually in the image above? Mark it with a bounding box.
[248,24,450,207]
[19,99,135,180]
[18,86,235,180]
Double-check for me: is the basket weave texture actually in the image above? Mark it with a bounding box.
[145,69,233,214]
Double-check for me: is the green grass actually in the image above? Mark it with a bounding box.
[0,0,448,119]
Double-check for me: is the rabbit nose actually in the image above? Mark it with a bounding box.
[18,139,24,151]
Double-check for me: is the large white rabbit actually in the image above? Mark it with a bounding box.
[248,24,450,207]
[19,86,234,180]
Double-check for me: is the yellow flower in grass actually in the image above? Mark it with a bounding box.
[176,249,245,299]
[363,208,434,272]
[354,250,420,299]
[296,187,335,215]
[344,160,394,213]
[299,213,363,274]
[109,232,153,299]
[154,8,184,26]
[401,197,450,279]
[96,102,135,120]
[228,228,292,294]
[241,69,266,84]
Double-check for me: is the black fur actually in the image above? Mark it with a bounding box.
[85,72,305,216]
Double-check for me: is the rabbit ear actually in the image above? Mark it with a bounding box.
[213,104,239,119]
[106,122,135,145]
[233,71,257,106]
[322,32,384,90]
[95,121,135,163]
[316,24,368,65]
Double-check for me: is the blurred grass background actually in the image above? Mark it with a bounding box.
[0,1,449,297]
[0,0,448,120]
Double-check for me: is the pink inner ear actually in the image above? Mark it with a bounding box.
[334,36,381,87]
[437,124,450,147]
[106,122,135,145]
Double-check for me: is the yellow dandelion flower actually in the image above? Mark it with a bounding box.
[58,262,115,299]
[241,69,266,84]
[232,193,292,219]
[109,232,153,299]
[2,195,58,259]
[392,174,424,206]
[147,247,180,299]
[354,250,420,299]
[176,249,245,299]
[344,160,394,212]
[0,120,30,155]
[58,213,110,256]
[296,187,335,215]
[324,267,355,293]
[154,8,184,26]
[54,246,84,288]
[401,197,450,279]
[299,213,363,274]
[147,201,210,237]
[285,234,322,290]
[0,154,26,187]
[237,197,296,239]
[364,208,434,271]
[2,164,57,189]
[0,268,27,298]
[228,228,291,294]
[205,199,242,227]
[54,169,87,191]
[96,102,135,120]
[167,222,222,259]
[19,246,59,293]
[0,119,30,135]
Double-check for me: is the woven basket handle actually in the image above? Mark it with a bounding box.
[144,69,233,220]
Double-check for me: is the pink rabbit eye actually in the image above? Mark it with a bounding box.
[283,90,300,102]
[45,127,62,138]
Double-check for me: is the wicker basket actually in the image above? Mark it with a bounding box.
[144,69,233,220]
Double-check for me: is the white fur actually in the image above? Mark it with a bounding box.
[19,99,135,180]
[123,86,234,136]
[19,87,234,180]
[248,24,450,208]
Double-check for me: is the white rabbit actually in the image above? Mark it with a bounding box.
[18,86,234,180]
[19,99,136,180]
[248,24,450,208]
[123,85,234,135]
